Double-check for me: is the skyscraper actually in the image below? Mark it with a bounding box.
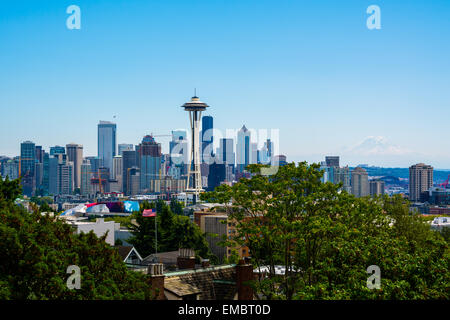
[50,145,65,156]
[236,125,250,173]
[85,156,103,174]
[20,141,36,196]
[258,139,274,165]
[35,146,44,163]
[42,152,49,195]
[325,156,340,167]
[169,130,188,170]
[250,142,258,165]
[81,159,92,197]
[118,143,133,156]
[122,150,138,195]
[217,138,235,166]
[112,155,123,190]
[137,135,162,193]
[66,143,83,189]
[334,166,351,193]
[369,180,385,196]
[202,116,214,163]
[57,161,74,195]
[98,121,117,172]
[351,167,369,198]
[409,163,433,201]
[48,156,59,195]
[126,167,140,196]
[0,159,19,180]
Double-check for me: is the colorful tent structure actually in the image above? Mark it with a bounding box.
[124,201,140,213]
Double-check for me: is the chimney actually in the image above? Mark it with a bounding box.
[236,259,254,300]
[177,248,196,270]
[147,263,165,300]
[201,258,210,268]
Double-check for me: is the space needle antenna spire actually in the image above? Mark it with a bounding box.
[181,94,210,204]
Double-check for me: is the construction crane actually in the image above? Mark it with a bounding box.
[18,157,35,177]
[89,168,109,194]
[150,133,171,138]
[438,174,450,189]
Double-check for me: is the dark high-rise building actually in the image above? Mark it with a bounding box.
[202,116,214,163]
[86,156,103,174]
[118,143,133,156]
[98,121,117,172]
[42,152,49,195]
[50,146,65,156]
[126,167,140,196]
[122,150,138,195]
[20,141,36,196]
[35,146,44,163]
[137,135,162,193]
[325,156,340,167]
[207,163,226,192]
[48,156,59,195]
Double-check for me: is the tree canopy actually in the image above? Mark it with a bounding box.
[201,162,449,300]
[0,177,154,300]
[128,200,213,260]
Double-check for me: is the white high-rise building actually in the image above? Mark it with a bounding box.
[409,163,433,201]
[66,143,83,189]
[112,155,123,190]
[236,125,251,173]
[351,167,369,198]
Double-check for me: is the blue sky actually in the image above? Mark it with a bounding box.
[1,0,450,168]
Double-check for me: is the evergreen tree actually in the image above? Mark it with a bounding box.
[0,178,154,300]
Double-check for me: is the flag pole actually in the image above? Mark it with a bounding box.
[155,212,157,254]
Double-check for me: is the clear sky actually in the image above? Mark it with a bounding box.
[1,0,449,168]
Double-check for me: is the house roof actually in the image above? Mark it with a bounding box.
[163,264,237,300]
[164,278,202,297]
[116,246,143,262]
[143,250,179,265]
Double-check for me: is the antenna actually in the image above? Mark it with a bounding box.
[194,88,197,97]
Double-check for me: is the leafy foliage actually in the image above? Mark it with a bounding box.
[128,200,212,260]
[0,178,154,300]
[201,162,449,300]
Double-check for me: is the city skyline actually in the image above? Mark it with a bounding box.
[1,1,450,167]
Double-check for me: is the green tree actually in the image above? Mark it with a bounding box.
[0,178,155,300]
[201,162,449,300]
[128,201,213,260]
[170,200,184,215]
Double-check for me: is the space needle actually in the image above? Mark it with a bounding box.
[182,94,210,204]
